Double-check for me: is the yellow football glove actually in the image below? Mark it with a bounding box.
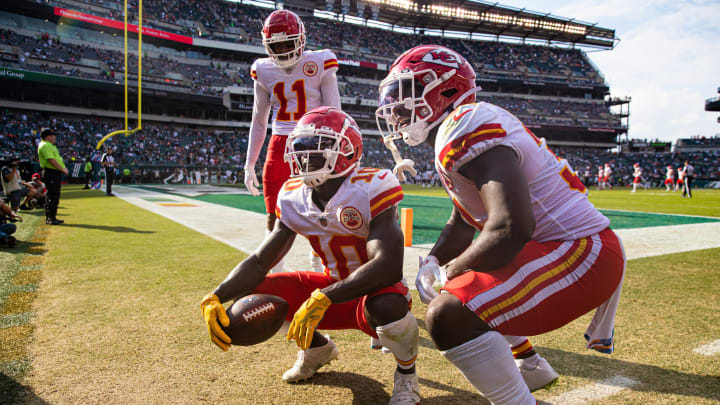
[287,289,332,350]
[200,293,231,352]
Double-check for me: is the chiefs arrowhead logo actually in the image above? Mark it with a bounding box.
[422,49,463,69]
[339,206,363,231]
[303,61,318,76]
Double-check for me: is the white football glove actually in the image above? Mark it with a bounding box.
[393,159,418,183]
[243,165,260,197]
[416,255,446,305]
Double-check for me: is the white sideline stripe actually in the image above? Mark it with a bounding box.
[541,375,638,405]
[113,185,720,288]
[693,339,720,355]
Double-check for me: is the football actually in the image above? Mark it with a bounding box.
[221,294,289,346]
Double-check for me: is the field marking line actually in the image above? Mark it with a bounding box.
[112,185,316,273]
[598,207,720,220]
[693,339,720,355]
[540,375,639,405]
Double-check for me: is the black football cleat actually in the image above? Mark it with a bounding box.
[46,218,64,225]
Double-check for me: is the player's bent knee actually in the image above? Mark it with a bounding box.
[426,293,491,351]
[365,293,408,329]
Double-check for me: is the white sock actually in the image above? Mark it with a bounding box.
[503,335,527,348]
[375,311,418,371]
[442,331,534,405]
[503,335,539,367]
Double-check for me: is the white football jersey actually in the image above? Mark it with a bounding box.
[434,102,610,242]
[633,167,642,177]
[666,168,675,179]
[251,49,339,136]
[276,167,403,280]
[604,166,612,177]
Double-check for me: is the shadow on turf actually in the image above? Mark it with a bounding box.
[299,371,485,404]
[0,240,46,255]
[59,223,155,234]
[540,347,720,402]
[0,373,50,405]
[294,371,391,404]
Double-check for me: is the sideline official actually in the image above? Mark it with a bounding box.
[683,160,695,198]
[101,148,115,196]
[83,155,92,189]
[37,128,68,225]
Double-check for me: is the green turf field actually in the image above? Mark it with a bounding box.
[2,185,719,404]
[189,187,720,245]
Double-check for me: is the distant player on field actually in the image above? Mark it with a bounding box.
[676,166,685,193]
[203,107,420,404]
[597,165,605,190]
[631,163,643,193]
[603,163,613,189]
[665,165,675,191]
[376,45,625,404]
[243,10,341,273]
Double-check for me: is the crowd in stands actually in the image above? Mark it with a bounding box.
[2,27,620,128]
[49,0,604,86]
[4,110,716,189]
[0,29,244,95]
[0,110,249,174]
[677,135,720,147]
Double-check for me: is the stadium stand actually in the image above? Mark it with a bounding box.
[1,0,715,188]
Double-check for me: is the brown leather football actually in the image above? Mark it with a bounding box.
[221,294,289,346]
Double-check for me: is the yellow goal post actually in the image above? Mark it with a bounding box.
[96,0,142,150]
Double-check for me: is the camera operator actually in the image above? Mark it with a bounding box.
[27,173,47,209]
[37,128,68,225]
[0,200,22,248]
[1,157,24,212]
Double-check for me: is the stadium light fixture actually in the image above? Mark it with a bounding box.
[364,0,587,35]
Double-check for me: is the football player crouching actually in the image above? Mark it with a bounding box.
[376,45,624,404]
[201,107,420,405]
[27,173,47,209]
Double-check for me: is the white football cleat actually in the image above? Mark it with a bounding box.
[389,369,420,405]
[516,356,559,392]
[282,335,339,383]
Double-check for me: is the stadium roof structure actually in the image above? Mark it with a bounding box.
[282,0,616,48]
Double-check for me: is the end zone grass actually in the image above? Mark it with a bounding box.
[3,185,720,404]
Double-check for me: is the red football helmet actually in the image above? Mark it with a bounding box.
[285,107,363,187]
[376,45,478,146]
[262,10,306,68]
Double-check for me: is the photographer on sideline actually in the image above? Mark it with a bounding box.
[1,157,24,212]
[0,200,22,248]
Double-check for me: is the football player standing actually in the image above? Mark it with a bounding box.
[631,163,643,192]
[243,10,341,273]
[376,45,625,404]
[203,107,420,404]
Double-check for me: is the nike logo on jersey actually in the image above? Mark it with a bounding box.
[453,109,471,121]
[378,172,388,180]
